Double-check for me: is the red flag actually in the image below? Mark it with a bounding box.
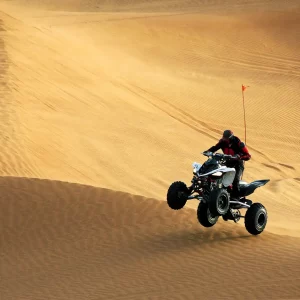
[241,84,249,144]
[242,84,249,92]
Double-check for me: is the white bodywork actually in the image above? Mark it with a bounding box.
[192,162,236,187]
[192,162,202,174]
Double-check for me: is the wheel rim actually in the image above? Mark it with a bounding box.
[257,212,266,228]
[218,195,228,211]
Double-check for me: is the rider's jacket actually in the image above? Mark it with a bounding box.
[207,136,251,161]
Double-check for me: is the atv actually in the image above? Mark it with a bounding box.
[166,151,269,235]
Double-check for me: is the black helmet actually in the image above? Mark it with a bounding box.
[222,129,234,141]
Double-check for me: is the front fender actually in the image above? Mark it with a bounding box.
[222,168,236,187]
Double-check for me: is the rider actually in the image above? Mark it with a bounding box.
[204,130,251,200]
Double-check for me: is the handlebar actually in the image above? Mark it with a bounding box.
[201,151,237,160]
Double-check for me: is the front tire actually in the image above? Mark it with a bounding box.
[167,181,189,210]
[208,188,230,216]
[244,203,268,235]
[197,201,219,227]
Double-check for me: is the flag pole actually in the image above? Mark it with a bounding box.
[241,84,248,181]
[242,84,247,145]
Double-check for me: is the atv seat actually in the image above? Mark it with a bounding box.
[239,181,249,189]
[239,181,248,186]
[238,181,250,197]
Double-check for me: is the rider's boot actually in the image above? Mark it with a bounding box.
[230,184,240,200]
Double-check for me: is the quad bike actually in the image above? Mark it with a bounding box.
[166,151,269,235]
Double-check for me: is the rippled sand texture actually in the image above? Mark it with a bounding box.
[1,1,300,299]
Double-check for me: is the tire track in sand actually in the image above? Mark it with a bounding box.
[118,80,277,166]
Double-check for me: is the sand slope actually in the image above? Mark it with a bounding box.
[0,0,300,299]
[1,177,300,300]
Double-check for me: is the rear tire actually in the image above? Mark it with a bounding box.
[244,203,267,235]
[167,181,188,210]
[208,188,230,216]
[197,201,219,227]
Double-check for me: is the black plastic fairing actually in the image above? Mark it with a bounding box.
[239,179,270,197]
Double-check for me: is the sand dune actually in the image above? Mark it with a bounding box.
[1,0,300,299]
[4,0,300,13]
[1,177,300,300]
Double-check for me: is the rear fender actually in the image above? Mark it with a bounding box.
[240,179,270,197]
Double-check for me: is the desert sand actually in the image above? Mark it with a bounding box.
[0,0,300,299]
